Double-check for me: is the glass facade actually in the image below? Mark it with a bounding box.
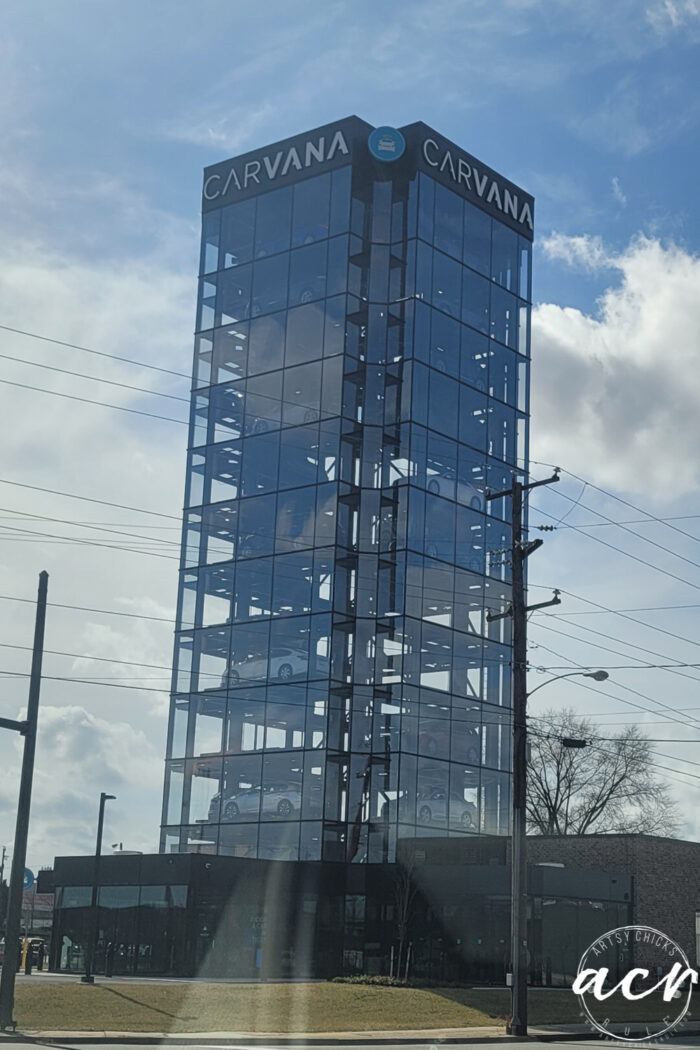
[160,122,532,864]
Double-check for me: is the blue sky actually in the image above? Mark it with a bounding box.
[1,0,700,863]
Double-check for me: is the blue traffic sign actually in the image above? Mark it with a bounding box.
[23,868,34,890]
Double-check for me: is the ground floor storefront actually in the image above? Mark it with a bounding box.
[44,837,633,983]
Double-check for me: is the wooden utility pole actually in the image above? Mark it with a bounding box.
[486,476,559,1037]
[0,571,48,1031]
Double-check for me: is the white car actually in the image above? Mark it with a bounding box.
[221,646,308,685]
[216,783,302,821]
[415,789,477,829]
[426,470,484,510]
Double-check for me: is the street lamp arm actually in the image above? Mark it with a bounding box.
[527,669,609,699]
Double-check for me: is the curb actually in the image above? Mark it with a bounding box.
[3,1022,700,1044]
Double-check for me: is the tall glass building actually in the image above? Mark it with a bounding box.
[160,117,533,865]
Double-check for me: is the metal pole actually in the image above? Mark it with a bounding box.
[0,847,7,938]
[508,482,528,1037]
[0,571,48,1031]
[82,792,115,983]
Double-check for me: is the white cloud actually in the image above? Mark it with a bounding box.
[612,176,627,207]
[542,231,612,270]
[532,233,700,501]
[646,0,700,31]
[0,213,193,868]
[0,705,163,862]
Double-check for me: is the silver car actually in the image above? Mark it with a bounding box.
[426,470,484,510]
[221,646,308,685]
[220,783,301,820]
[415,789,477,830]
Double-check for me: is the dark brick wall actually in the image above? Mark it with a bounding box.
[527,835,700,967]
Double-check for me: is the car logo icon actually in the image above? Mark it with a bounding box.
[368,126,406,162]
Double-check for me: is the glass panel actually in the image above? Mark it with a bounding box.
[233,558,273,622]
[292,173,331,247]
[238,494,276,559]
[248,313,285,376]
[221,198,255,268]
[431,250,461,318]
[244,371,283,435]
[212,324,248,383]
[463,202,491,275]
[286,303,325,367]
[434,183,463,261]
[283,361,322,426]
[278,425,319,490]
[252,255,289,317]
[217,266,252,325]
[491,220,518,293]
[254,187,292,258]
[289,242,327,306]
[462,268,490,334]
[241,431,280,496]
[330,167,352,236]
[201,210,220,275]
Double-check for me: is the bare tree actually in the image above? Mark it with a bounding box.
[527,708,682,837]
[392,852,418,980]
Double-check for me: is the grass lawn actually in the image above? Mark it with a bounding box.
[12,982,700,1034]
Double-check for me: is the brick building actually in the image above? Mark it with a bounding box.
[527,834,700,969]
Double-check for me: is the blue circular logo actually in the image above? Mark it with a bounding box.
[368,126,405,162]
[23,868,34,891]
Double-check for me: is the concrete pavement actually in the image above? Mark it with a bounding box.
[3,1026,700,1045]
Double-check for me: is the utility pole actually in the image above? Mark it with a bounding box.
[487,475,559,1038]
[0,571,49,1031]
[0,847,7,937]
[82,792,116,983]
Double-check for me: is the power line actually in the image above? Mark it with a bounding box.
[0,522,179,561]
[560,709,700,722]
[532,485,700,573]
[554,515,700,531]
[532,504,700,594]
[598,737,700,744]
[536,462,700,550]
[0,478,181,520]
[0,506,181,549]
[0,641,175,674]
[532,619,700,688]
[547,602,700,616]
[0,378,188,426]
[0,516,181,529]
[529,639,700,734]
[537,660,700,671]
[530,584,700,655]
[0,352,190,403]
[0,592,175,624]
[0,669,170,694]
[536,610,700,671]
[588,741,700,787]
[0,322,190,380]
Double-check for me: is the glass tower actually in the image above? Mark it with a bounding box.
[160,118,533,863]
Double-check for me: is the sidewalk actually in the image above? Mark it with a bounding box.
[3,1022,700,1044]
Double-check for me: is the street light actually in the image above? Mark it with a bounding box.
[527,669,609,698]
[507,667,609,1037]
[81,792,116,984]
